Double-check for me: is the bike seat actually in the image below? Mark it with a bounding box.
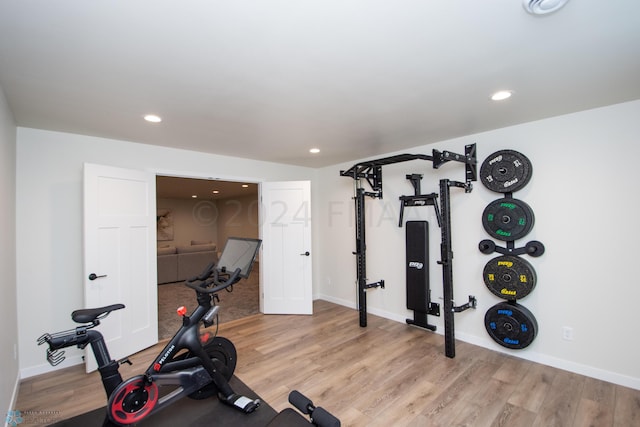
[71,304,125,323]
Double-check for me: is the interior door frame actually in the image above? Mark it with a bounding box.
[153,168,264,308]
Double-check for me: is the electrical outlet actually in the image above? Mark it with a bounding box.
[562,326,574,341]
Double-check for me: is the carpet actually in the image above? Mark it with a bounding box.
[158,264,260,340]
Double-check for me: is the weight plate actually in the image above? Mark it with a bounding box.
[484,302,538,349]
[480,150,532,193]
[482,198,535,241]
[483,255,536,300]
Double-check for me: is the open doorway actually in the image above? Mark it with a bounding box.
[155,176,260,340]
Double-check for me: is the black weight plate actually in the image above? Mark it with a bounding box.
[483,255,536,300]
[482,198,535,241]
[485,302,538,349]
[480,150,532,193]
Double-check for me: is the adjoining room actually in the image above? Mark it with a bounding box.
[156,176,259,339]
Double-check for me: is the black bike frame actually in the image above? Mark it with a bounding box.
[143,291,235,402]
[41,288,232,408]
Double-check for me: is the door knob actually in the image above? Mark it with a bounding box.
[300,251,310,256]
[88,273,107,281]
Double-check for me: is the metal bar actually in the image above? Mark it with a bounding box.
[354,187,368,327]
[439,179,456,358]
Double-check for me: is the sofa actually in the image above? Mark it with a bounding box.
[157,241,218,284]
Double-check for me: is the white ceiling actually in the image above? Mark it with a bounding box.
[1,1,639,168]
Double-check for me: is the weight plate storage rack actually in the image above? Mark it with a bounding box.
[479,149,544,350]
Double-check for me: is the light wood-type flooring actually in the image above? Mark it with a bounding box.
[16,300,640,426]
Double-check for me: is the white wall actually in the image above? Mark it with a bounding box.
[16,128,316,376]
[216,194,260,247]
[315,100,640,390]
[156,197,219,248]
[156,193,260,250]
[0,86,18,416]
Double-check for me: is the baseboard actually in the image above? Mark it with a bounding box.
[316,296,640,391]
[6,371,20,427]
[314,294,355,310]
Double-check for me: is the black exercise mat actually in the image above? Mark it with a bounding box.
[49,376,277,426]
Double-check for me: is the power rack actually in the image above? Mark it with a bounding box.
[340,144,478,358]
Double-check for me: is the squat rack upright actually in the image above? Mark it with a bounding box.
[340,144,477,358]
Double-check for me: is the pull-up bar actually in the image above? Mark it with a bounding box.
[340,146,477,199]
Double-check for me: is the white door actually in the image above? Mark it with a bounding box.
[261,181,313,314]
[84,163,158,372]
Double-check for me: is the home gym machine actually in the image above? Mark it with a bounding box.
[340,144,477,358]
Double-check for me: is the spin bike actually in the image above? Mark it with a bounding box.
[38,238,262,425]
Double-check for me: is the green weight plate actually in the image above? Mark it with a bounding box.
[482,198,535,241]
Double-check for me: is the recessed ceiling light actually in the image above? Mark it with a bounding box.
[309,148,320,154]
[191,195,198,198]
[241,184,249,188]
[523,0,570,15]
[144,114,162,123]
[491,90,513,101]
[212,190,219,194]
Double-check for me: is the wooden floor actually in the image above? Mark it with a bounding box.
[17,300,640,426]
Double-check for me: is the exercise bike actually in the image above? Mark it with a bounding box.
[39,237,340,426]
[38,237,263,425]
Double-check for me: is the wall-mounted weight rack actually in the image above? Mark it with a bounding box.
[478,149,544,350]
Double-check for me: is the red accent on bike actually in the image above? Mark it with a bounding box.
[177,306,187,316]
[153,363,161,372]
[108,376,158,425]
[200,332,211,344]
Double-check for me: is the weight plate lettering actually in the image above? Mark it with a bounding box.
[483,255,536,300]
[480,150,532,193]
[485,302,538,349]
[482,198,535,241]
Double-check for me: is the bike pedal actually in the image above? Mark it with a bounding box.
[118,357,133,366]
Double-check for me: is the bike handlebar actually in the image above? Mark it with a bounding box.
[185,264,242,294]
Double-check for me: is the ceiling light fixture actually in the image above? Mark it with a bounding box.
[241,184,249,188]
[523,0,570,15]
[309,148,320,154]
[212,190,219,194]
[144,114,162,123]
[491,90,513,101]
[191,195,198,198]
